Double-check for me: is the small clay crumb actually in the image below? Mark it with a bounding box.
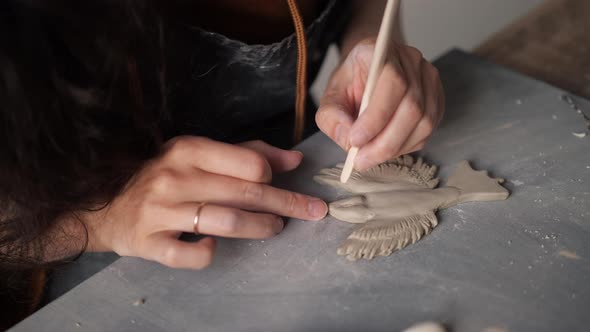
[133,298,146,306]
[75,322,81,327]
[401,321,446,332]
[559,250,580,260]
[130,319,136,324]
[572,132,587,138]
[484,327,509,332]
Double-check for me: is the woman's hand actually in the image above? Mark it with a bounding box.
[316,39,445,171]
[84,137,327,269]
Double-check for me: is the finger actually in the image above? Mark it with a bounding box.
[398,62,440,153]
[354,94,421,171]
[153,165,328,221]
[163,136,272,183]
[348,52,407,147]
[354,49,425,171]
[316,79,355,150]
[148,236,216,270]
[400,138,427,155]
[142,203,282,239]
[238,140,303,173]
[193,204,283,239]
[168,171,328,221]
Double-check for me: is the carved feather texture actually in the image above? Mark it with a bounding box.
[314,155,439,194]
[337,212,438,261]
[344,155,439,188]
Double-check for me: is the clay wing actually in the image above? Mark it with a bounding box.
[314,155,439,194]
[337,212,438,261]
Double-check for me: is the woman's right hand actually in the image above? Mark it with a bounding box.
[83,136,328,269]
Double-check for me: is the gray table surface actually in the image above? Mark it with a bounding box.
[13,50,590,332]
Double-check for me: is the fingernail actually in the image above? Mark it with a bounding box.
[291,150,304,158]
[335,124,348,148]
[308,199,328,219]
[350,129,369,147]
[272,217,284,234]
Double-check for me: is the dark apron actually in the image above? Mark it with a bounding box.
[166,0,351,148]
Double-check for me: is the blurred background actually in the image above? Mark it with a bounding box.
[312,0,545,100]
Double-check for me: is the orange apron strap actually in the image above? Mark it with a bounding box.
[286,0,308,144]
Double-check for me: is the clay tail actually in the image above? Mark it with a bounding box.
[444,160,509,204]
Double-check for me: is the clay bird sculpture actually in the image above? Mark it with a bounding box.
[314,155,510,261]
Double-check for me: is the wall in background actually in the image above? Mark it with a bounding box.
[312,0,545,100]
[402,0,545,59]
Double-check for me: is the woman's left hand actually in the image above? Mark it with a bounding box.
[316,39,445,171]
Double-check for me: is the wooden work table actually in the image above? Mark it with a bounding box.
[476,0,590,99]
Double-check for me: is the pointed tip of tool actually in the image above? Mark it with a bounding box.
[340,169,351,183]
[340,147,358,183]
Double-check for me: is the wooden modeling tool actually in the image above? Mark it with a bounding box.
[340,0,400,183]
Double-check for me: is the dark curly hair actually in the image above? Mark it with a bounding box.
[0,0,168,268]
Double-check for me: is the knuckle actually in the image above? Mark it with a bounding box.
[160,245,181,268]
[287,193,299,214]
[246,152,271,182]
[315,103,337,127]
[419,116,436,135]
[394,74,408,95]
[252,139,265,146]
[371,107,392,125]
[162,135,182,150]
[164,136,206,161]
[384,62,407,89]
[285,192,299,215]
[425,118,435,133]
[407,90,424,112]
[195,247,214,269]
[315,107,327,127]
[262,218,278,238]
[218,210,241,235]
[407,142,426,154]
[430,65,440,78]
[405,46,424,60]
[375,139,397,159]
[241,182,264,202]
[149,169,177,197]
[165,136,190,153]
[403,99,423,124]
